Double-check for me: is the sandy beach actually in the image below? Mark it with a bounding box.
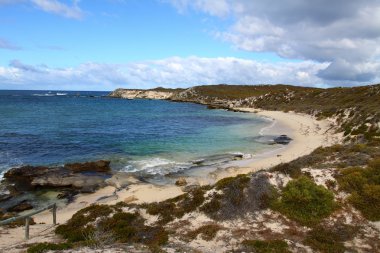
[0,108,342,251]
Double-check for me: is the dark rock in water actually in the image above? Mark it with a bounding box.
[4,166,51,191]
[273,135,292,145]
[57,190,78,202]
[64,160,111,173]
[175,177,187,186]
[2,160,112,194]
[7,200,33,212]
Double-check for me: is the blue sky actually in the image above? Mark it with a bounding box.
[0,0,379,90]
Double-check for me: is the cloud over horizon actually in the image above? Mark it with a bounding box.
[1,1,380,89]
[168,0,380,82]
[0,57,334,90]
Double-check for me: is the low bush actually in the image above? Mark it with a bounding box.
[143,188,205,224]
[202,173,276,220]
[337,158,380,220]
[241,240,291,253]
[55,204,169,249]
[55,204,113,242]
[27,242,72,253]
[304,225,359,253]
[186,224,222,241]
[271,176,337,226]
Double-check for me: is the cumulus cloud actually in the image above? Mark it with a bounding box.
[166,0,380,83]
[0,0,83,19]
[0,57,332,90]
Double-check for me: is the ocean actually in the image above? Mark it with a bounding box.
[0,90,273,179]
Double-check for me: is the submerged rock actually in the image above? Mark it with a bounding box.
[7,200,33,212]
[1,160,113,209]
[175,177,187,186]
[273,135,292,144]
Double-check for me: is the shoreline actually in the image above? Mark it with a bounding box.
[0,107,342,251]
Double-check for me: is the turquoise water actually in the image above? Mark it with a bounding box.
[0,90,271,177]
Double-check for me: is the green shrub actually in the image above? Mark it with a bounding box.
[215,174,250,190]
[349,185,380,221]
[337,158,380,220]
[55,204,169,248]
[242,240,291,253]
[271,176,337,226]
[27,242,72,253]
[55,204,112,242]
[144,188,205,224]
[304,226,355,253]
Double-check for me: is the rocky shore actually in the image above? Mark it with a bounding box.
[0,160,139,216]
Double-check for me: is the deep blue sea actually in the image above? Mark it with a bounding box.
[0,90,272,177]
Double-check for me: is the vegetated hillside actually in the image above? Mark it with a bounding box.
[109,84,380,142]
[170,84,380,142]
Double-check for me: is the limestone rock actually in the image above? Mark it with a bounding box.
[7,200,33,212]
[175,177,187,186]
[64,160,111,173]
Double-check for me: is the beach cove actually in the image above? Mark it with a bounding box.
[0,103,341,251]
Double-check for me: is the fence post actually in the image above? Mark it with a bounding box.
[52,204,57,225]
[25,217,30,240]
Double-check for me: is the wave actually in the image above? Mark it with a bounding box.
[121,157,192,176]
[259,117,276,136]
[32,93,55,97]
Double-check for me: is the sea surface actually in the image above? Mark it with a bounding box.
[0,90,274,178]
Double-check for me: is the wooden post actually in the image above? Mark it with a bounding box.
[25,217,30,240]
[52,204,57,225]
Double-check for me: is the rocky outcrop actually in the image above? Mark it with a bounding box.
[64,160,111,173]
[3,160,112,193]
[109,88,176,100]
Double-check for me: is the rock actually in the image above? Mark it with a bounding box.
[65,160,111,173]
[175,177,187,186]
[124,195,138,204]
[3,161,112,193]
[32,174,107,193]
[4,165,51,191]
[57,191,78,202]
[7,200,33,212]
[105,172,140,189]
[273,135,292,144]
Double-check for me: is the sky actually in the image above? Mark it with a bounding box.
[0,0,380,91]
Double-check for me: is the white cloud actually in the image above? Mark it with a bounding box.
[0,57,342,90]
[165,0,230,17]
[166,0,380,82]
[31,0,83,19]
[0,0,84,19]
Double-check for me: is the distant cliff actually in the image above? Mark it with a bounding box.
[109,84,380,143]
[108,87,184,100]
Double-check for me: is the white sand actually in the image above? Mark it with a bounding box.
[0,108,342,251]
[210,108,341,180]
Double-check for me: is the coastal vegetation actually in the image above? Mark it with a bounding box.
[4,83,378,252]
[111,84,380,142]
[241,239,291,253]
[270,176,337,226]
